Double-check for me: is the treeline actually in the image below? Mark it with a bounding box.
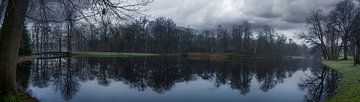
[300,0,360,63]
[30,17,308,57]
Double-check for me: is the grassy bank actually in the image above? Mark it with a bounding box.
[322,60,360,102]
[72,51,159,57]
[184,52,306,60]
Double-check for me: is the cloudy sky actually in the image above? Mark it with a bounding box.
[146,0,340,40]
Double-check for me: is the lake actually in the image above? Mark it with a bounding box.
[17,56,340,102]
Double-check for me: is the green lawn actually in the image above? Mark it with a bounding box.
[322,60,360,102]
[72,51,159,57]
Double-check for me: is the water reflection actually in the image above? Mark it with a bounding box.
[298,65,340,102]
[19,57,340,102]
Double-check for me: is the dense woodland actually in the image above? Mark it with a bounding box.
[29,17,308,56]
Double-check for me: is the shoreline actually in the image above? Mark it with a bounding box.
[322,60,360,102]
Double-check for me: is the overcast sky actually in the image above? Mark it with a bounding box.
[146,0,341,40]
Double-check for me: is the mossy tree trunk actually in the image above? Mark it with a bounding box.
[0,0,28,96]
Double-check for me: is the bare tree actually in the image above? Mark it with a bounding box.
[325,13,342,61]
[0,0,153,96]
[242,21,253,54]
[64,6,76,53]
[351,10,360,64]
[300,10,331,59]
[330,0,358,60]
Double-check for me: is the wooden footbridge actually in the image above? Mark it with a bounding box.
[17,52,72,63]
[33,52,72,59]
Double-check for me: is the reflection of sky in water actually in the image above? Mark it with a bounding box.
[28,69,311,102]
[22,57,339,102]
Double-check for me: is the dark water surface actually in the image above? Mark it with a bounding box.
[17,56,340,102]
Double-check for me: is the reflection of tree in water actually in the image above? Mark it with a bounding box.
[32,58,80,101]
[97,64,111,86]
[255,59,287,92]
[229,65,252,95]
[298,66,340,102]
[31,59,51,88]
[56,58,80,101]
[29,56,311,100]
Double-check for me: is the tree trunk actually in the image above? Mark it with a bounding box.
[320,44,328,60]
[0,0,28,95]
[343,40,348,60]
[354,41,360,65]
[67,20,73,53]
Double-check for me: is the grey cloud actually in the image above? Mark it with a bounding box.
[146,0,342,38]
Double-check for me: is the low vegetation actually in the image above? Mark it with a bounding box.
[1,95,25,102]
[322,60,360,102]
[1,92,37,102]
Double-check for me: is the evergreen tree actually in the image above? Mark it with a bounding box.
[18,27,32,56]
